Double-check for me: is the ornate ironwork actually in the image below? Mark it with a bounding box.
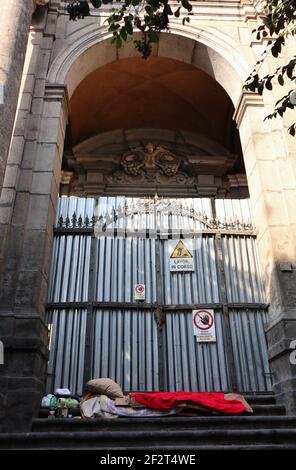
[56,213,96,228]
[94,198,254,233]
[55,198,254,233]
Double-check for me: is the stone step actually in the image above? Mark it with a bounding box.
[242,393,276,405]
[32,415,296,433]
[38,404,284,419]
[1,427,296,450]
[250,404,286,415]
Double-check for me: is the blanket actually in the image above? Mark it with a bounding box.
[80,394,181,418]
[130,392,252,414]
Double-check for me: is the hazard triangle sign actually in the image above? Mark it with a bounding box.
[170,240,193,259]
[169,240,195,272]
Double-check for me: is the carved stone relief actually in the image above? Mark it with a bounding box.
[63,129,241,196]
[121,143,181,177]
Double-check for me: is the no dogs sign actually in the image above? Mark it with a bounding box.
[192,309,216,342]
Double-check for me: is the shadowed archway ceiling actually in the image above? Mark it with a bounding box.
[70,56,238,151]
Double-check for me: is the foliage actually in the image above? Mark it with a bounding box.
[66,0,192,58]
[244,0,296,135]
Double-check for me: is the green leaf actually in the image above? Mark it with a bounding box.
[287,61,295,79]
[265,78,273,90]
[258,83,264,95]
[278,75,284,86]
[120,27,128,41]
[109,23,120,31]
[112,34,123,48]
[174,6,181,18]
[277,106,285,117]
[145,5,154,15]
[181,0,193,12]
[271,36,285,58]
[246,82,257,92]
[124,17,133,35]
[148,30,159,43]
[90,0,102,7]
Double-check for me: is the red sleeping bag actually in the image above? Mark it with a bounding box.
[131,392,247,414]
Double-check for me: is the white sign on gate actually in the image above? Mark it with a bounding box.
[192,309,216,342]
[134,284,146,300]
[169,239,195,272]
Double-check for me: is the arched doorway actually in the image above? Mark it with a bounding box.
[45,44,272,395]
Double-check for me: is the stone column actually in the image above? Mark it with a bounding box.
[0,0,36,193]
[0,82,68,432]
[0,3,62,432]
[234,93,296,414]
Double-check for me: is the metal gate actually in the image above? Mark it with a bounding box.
[46,196,272,394]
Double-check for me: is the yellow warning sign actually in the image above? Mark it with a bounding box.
[170,240,193,259]
[169,240,195,272]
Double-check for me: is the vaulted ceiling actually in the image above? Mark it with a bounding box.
[69,56,241,157]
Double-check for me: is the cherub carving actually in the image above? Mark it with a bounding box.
[121,143,180,177]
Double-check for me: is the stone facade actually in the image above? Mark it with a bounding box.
[0,0,296,431]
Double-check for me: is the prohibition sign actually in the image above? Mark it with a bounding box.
[193,310,214,331]
[135,284,144,294]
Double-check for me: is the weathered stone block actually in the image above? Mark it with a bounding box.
[3,165,19,189]
[34,143,61,173]
[21,140,37,170]
[39,117,60,144]
[19,229,47,271]
[26,114,41,142]
[13,110,28,137]
[19,92,33,112]
[15,270,42,307]
[16,169,33,192]
[8,136,25,165]
[267,318,296,414]
[26,194,50,230]
[31,98,44,115]
[31,171,54,195]
[11,192,30,225]
[21,74,36,94]
[33,78,46,99]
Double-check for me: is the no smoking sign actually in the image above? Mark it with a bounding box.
[192,309,216,342]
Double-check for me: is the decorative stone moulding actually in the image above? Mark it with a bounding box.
[61,129,238,197]
[233,92,264,127]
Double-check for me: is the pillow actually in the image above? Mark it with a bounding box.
[86,378,124,398]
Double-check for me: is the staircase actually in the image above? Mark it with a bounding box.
[0,393,295,450]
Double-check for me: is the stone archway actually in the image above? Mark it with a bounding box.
[45,30,268,279]
[44,29,296,413]
[48,27,249,106]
